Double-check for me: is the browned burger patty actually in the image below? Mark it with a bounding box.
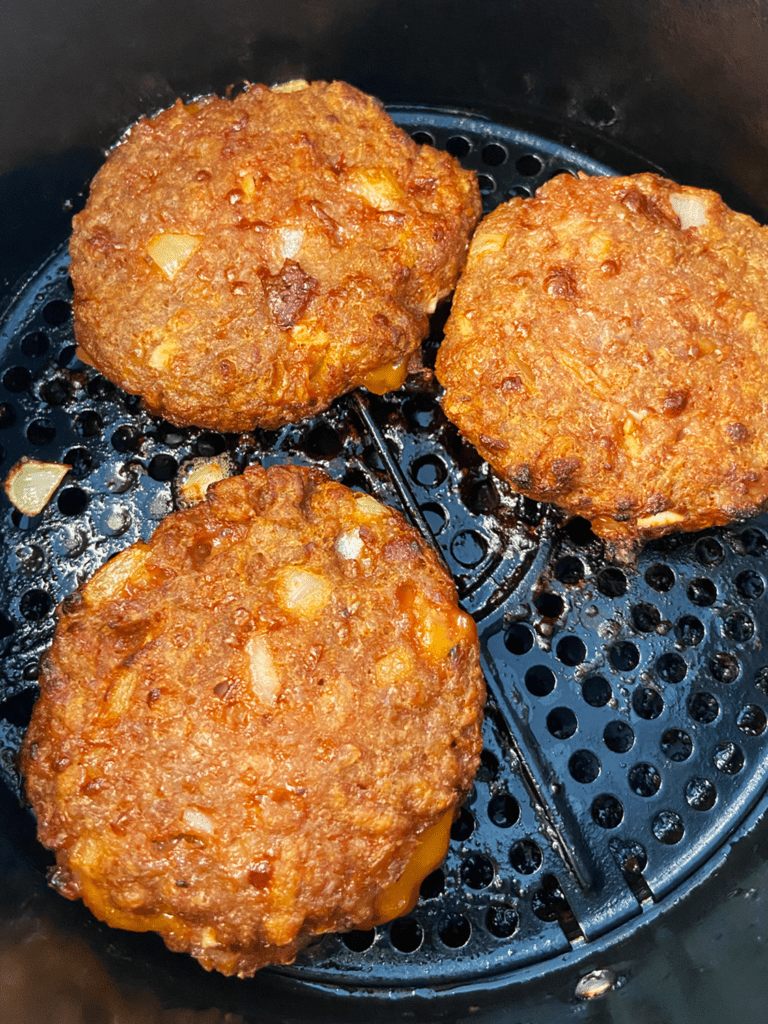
[21,464,484,977]
[69,80,481,432]
[436,172,768,552]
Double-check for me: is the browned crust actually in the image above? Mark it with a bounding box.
[70,81,481,431]
[436,172,768,552]
[21,464,484,976]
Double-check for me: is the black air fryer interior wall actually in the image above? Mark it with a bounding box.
[3,2,768,1022]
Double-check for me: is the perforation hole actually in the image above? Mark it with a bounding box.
[645,563,675,592]
[57,487,89,516]
[660,728,693,762]
[0,611,14,639]
[556,635,586,666]
[450,807,474,842]
[563,517,597,546]
[148,454,178,482]
[652,810,684,845]
[21,332,49,358]
[583,96,618,126]
[655,652,687,684]
[437,914,471,948]
[446,136,471,158]
[389,917,423,953]
[756,667,768,696]
[695,537,724,566]
[39,377,72,406]
[195,433,227,457]
[604,720,635,753]
[476,749,499,782]
[510,839,542,874]
[632,687,664,720]
[597,566,627,597]
[42,299,71,325]
[74,410,103,438]
[632,602,660,632]
[709,652,740,684]
[688,577,717,606]
[450,529,487,567]
[111,425,140,453]
[410,454,448,488]
[688,691,719,724]
[420,503,446,535]
[488,793,520,828]
[569,749,600,783]
[1,402,17,428]
[534,591,564,618]
[342,929,375,952]
[86,375,117,401]
[525,665,555,697]
[481,143,507,166]
[411,130,435,145]
[477,173,496,194]
[739,528,767,557]
[19,589,52,621]
[591,794,624,829]
[461,854,495,890]
[675,615,704,647]
[735,570,765,600]
[609,641,640,671]
[582,675,611,707]
[554,556,583,584]
[26,419,56,445]
[505,623,534,655]
[419,869,444,900]
[515,154,542,176]
[723,611,754,643]
[547,707,577,739]
[714,742,745,775]
[486,904,519,939]
[0,688,37,728]
[737,705,767,736]
[628,762,661,797]
[686,777,717,811]
[3,366,31,393]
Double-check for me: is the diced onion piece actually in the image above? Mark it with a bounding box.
[670,194,708,230]
[104,670,137,718]
[240,172,256,199]
[3,458,70,516]
[148,336,179,370]
[271,79,309,93]
[361,359,409,395]
[275,226,305,261]
[470,231,508,260]
[246,635,282,705]
[335,528,363,560]
[146,233,202,279]
[182,808,215,835]
[275,568,332,617]
[346,167,405,211]
[84,546,150,607]
[354,492,386,518]
[174,454,236,508]
[637,510,686,529]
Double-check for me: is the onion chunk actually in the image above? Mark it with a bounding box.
[146,233,202,279]
[3,458,70,516]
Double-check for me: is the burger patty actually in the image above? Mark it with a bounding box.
[436,172,768,553]
[69,80,481,432]
[21,464,484,977]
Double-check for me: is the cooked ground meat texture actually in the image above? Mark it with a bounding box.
[21,464,484,977]
[436,172,768,553]
[69,80,481,432]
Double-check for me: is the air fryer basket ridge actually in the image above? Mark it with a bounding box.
[2,106,768,1005]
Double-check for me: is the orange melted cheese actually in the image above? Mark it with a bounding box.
[361,359,409,395]
[372,808,454,924]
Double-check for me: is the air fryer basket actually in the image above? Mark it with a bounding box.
[3,3,768,1023]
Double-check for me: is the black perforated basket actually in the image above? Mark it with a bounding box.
[3,4,768,1023]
